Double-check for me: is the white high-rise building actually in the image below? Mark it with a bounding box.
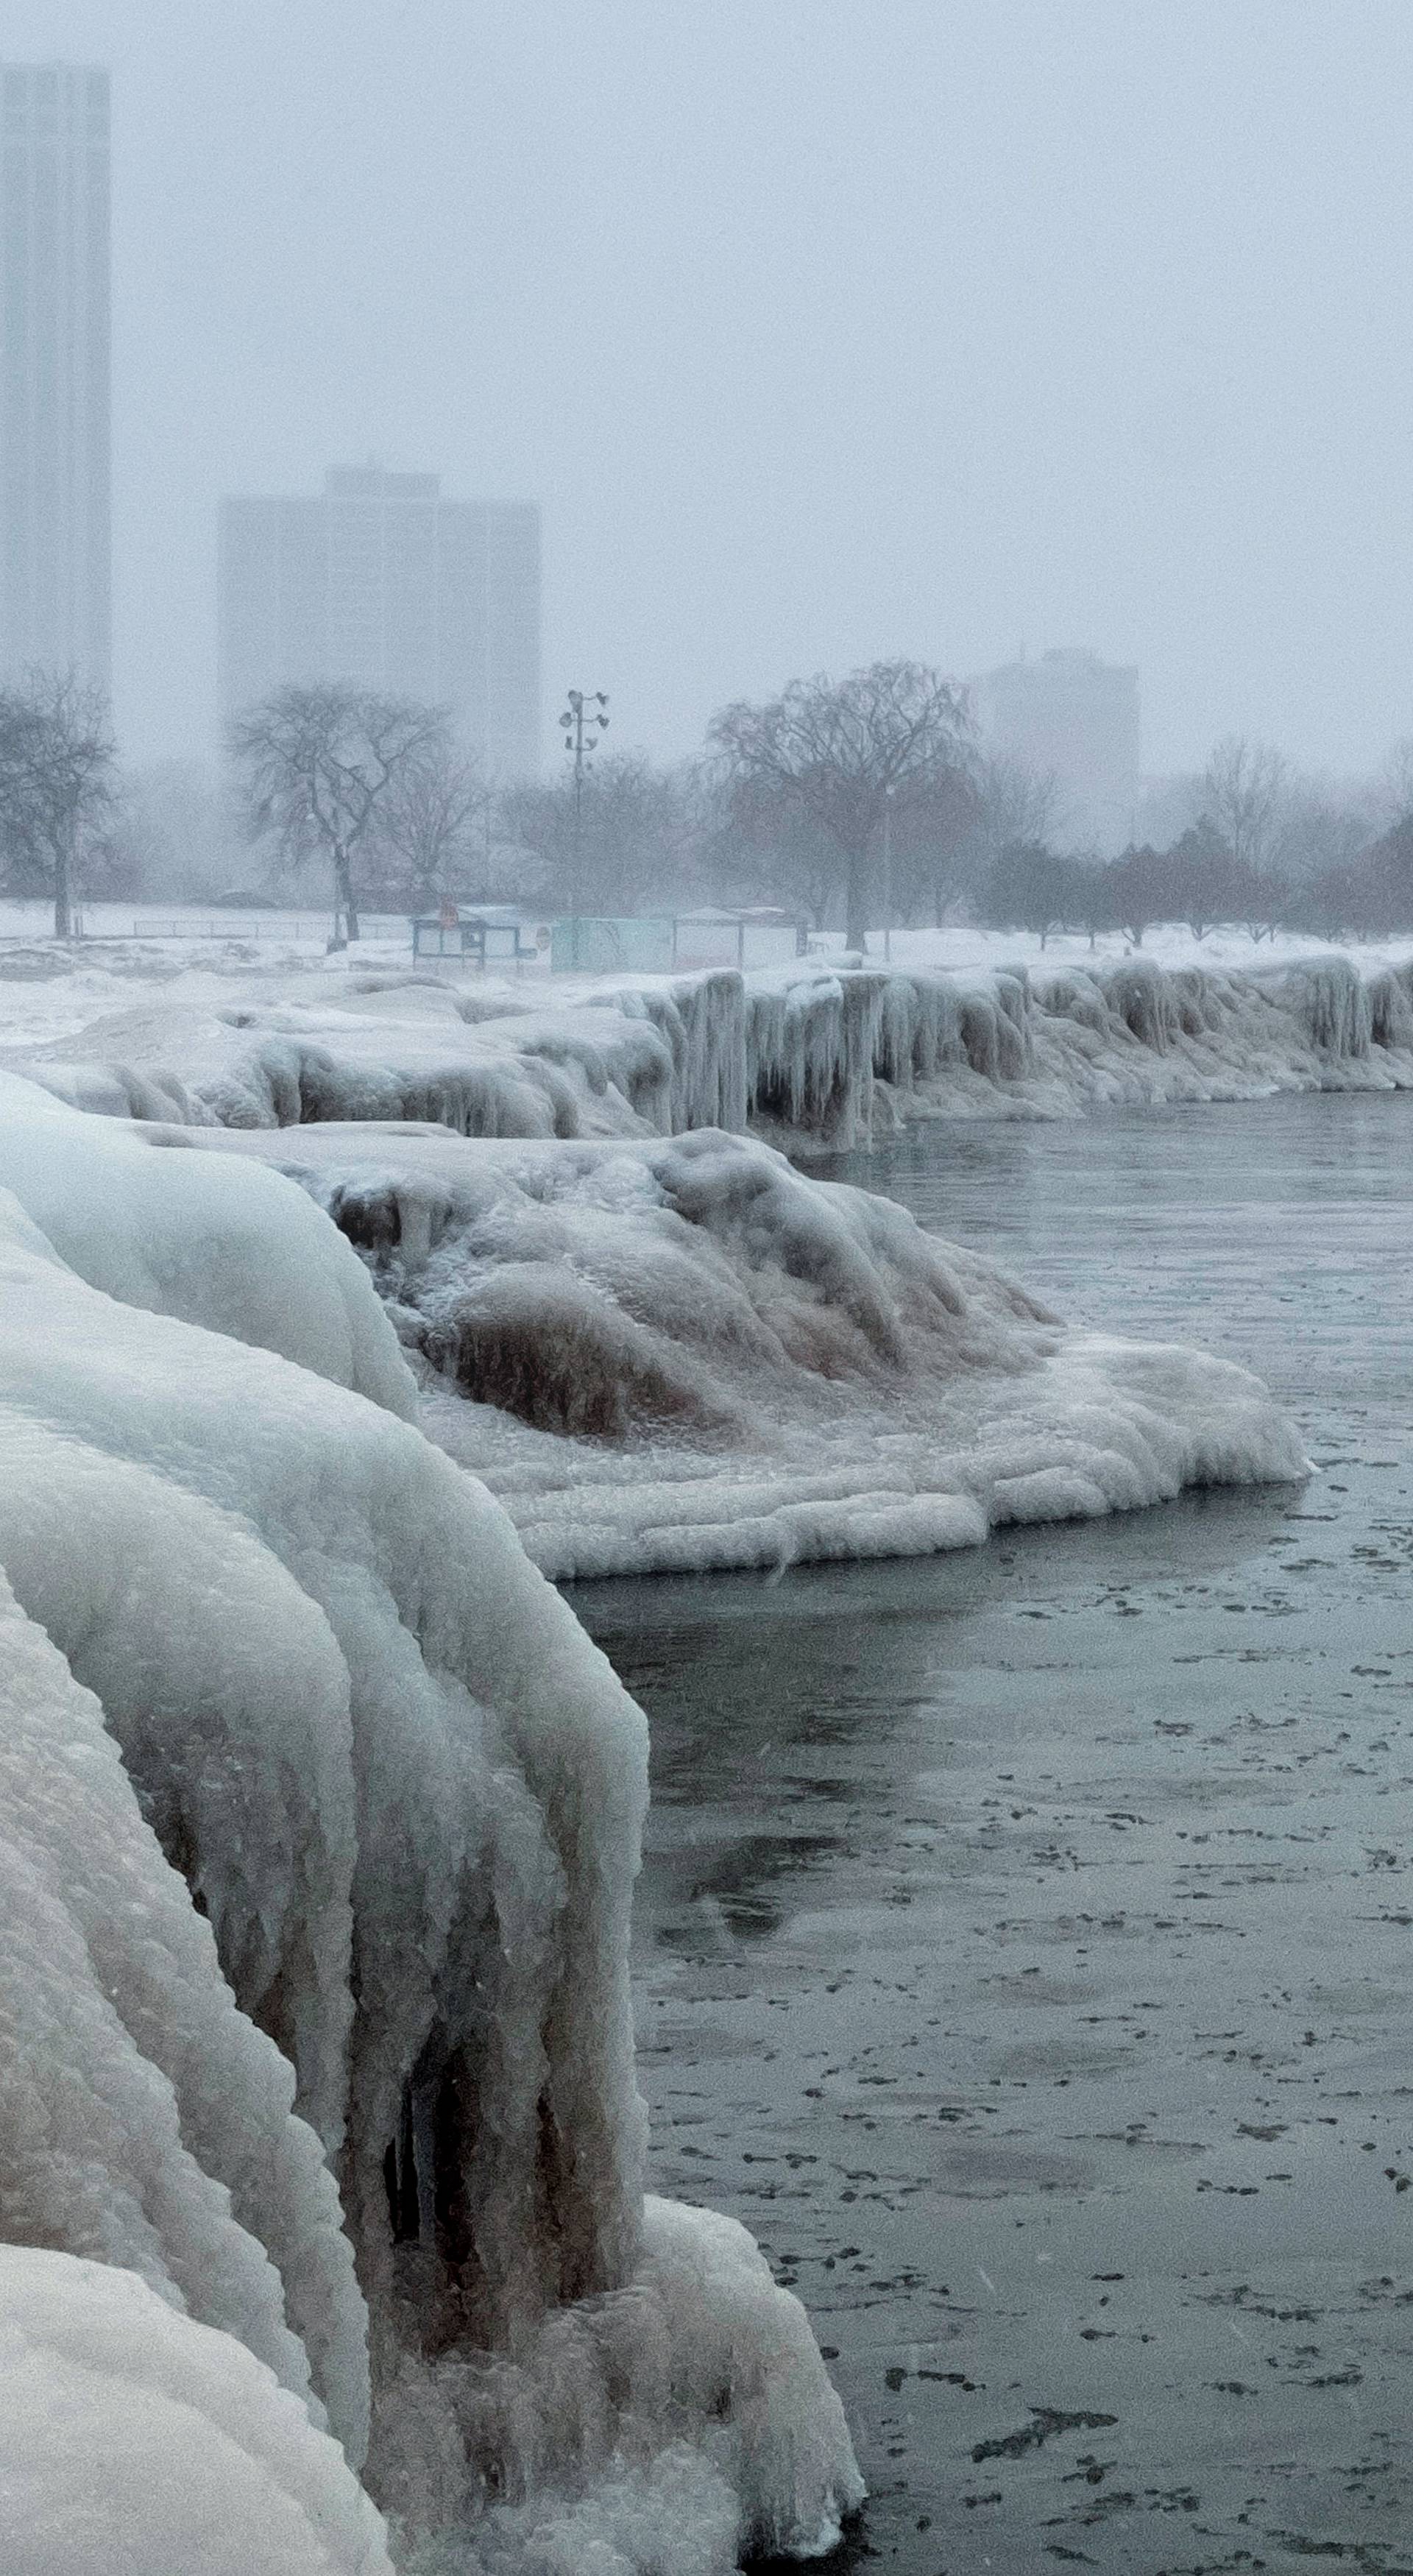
[219,468,541,781]
[971,648,1140,856]
[0,63,111,692]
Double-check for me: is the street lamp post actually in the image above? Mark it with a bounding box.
[559,689,609,966]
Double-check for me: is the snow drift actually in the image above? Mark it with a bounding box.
[10,945,1413,1156]
[0,1078,861,2571]
[144,1115,1311,1583]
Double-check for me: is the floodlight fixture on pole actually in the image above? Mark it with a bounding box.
[559,689,610,964]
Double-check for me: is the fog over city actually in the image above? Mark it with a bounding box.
[8,0,1413,775]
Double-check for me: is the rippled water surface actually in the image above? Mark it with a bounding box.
[575,1094,1413,2576]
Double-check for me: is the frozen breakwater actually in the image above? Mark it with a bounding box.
[10,944,1413,1151]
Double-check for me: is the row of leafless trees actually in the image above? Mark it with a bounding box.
[9,659,1413,947]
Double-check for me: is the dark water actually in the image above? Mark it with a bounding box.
[574,1094,1413,2576]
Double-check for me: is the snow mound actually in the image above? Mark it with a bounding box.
[0,1082,862,2568]
[153,1118,1311,1582]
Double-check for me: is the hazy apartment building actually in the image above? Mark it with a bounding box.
[971,648,1140,854]
[0,63,111,691]
[219,468,541,780]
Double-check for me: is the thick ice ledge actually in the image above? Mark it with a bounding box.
[10,944,1413,1155]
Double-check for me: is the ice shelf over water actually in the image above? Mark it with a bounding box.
[0,1075,861,2570]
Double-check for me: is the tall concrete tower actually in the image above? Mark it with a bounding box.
[0,63,111,693]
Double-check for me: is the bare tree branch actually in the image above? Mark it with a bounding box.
[708,661,972,951]
[229,682,450,941]
[0,668,116,937]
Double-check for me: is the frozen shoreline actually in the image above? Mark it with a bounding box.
[0,931,1382,2569]
[4,921,1413,1155]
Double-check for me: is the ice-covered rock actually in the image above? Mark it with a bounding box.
[10,946,1413,1153]
[0,2246,393,2576]
[153,1116,1311,1582]
[0,1080,863,2569]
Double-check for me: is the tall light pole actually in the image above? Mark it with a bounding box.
[559,689,609,965]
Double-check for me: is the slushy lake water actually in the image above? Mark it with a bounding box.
[575,1092,1413,2576]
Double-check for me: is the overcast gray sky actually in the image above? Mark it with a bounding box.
[9,0,1413,776]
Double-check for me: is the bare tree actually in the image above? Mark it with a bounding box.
[888,764,983,927]
[984,841,1080,948]
[1102,844,1169,947]
[703,779,840,927]
[708,661,971,952]
[1277,779,1373,886]
[372,739,489,912]
[1368,739,1413,837]
[0,668,116,937]
[84,760,244,902]
[230,683,448,941]
[1200,736,1291,877]
[969,751,1069,871]
[500,752,699,918]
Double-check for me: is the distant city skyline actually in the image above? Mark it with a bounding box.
[0,60,110,693]
[219,465,540,780]
[5,4,1413,784]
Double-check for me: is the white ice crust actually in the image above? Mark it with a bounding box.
[9,944,1413,1153]
[0,2246,393,2576]
[0,1075,863,2570]
[152,1114,1310,1581]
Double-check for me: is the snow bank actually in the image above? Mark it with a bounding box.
[157,1117,1309,1582]
[13,944,1413,1157]
[0,1080,862,2569]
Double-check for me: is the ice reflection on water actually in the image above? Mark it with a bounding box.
[576,1094,1413,2576]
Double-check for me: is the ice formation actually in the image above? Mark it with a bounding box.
[10,945,1413,1154]
[0,2246,393,2576]
[140,1114,1310,1581]
[0,938,1354,2558]
[0,1078,862,2569]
